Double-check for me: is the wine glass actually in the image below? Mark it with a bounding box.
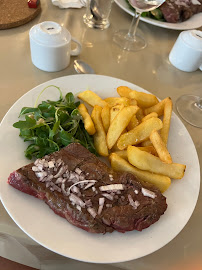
[113,0,166,51]
[176,95,202,128]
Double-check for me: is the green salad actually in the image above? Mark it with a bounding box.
[13,86,97,159]
[126,0,165,21]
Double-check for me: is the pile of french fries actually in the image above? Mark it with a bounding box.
[78,86,186,193]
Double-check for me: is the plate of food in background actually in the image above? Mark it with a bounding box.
[0,75,200,263]
[115,0,202,30]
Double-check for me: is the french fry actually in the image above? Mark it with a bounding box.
[137,146,158,156]
[142,112,158,122]
[91,105,108,156]
[104,97,130,107]
[161,98,173,146]
[110,104,124,123]
[110,142,121,152]
[136,107,145,122]
[127,115,139,130]
[127,146,186,179]
[113,146,157,160]
[117,86,133,98]
[150,130,172,163]
[78,90,107,108]
[112,150,128,160]
[129,91,159,108]
[117,117,163,150]
[130,99,138,106]
[140,140,153,147]
[144,97,171,116]
[109,153,171,193]
[101,105,110,133]
[78,104,96,135]
[107,106,139,149]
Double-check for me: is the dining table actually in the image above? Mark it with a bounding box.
[0,0,202,269]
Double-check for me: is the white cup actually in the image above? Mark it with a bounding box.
[169,30,202,72]
[29,21,82,72]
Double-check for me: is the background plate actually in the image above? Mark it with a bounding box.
[0,75,200,263]
[115,0,202,30]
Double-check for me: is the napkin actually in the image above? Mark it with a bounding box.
[52,0,86,9]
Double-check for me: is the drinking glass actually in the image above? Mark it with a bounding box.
[113,0,166,51]
[176,95,202,128]
[83,0,113,30]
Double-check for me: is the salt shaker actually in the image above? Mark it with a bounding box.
[169,30,202,72]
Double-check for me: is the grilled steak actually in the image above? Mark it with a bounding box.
[160,0,202,23]
[8,143,167,234]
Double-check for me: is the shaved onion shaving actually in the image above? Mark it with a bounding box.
[128,194,140,209]
[69,193,85,208]
[54,166,67,178]
[99,184,124,192]
[142,188,156,199]
[98,205,104,215]
[68,180,97,192]
[99,197,105,206]
[98,197,105,215]
[87,207,97,218]
[76,205,81,211]
[84,182,96,190]
[102,193,114,201]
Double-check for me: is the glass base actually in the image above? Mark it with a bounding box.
[176,95,202,128]
[113,29,146,52]
[83,14,110,30]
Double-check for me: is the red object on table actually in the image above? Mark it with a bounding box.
[27,0,39,8]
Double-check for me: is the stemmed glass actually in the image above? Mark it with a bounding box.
[113,0,166,51]
[176,95,202,128]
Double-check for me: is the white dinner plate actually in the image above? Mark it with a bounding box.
[115,0,202,30]
[0,75,200,263]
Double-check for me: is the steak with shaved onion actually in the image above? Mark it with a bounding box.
[8,143,167,234]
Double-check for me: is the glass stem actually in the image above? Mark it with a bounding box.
[127,11,142,38]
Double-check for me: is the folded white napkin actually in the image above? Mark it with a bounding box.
[52,0,86,9]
